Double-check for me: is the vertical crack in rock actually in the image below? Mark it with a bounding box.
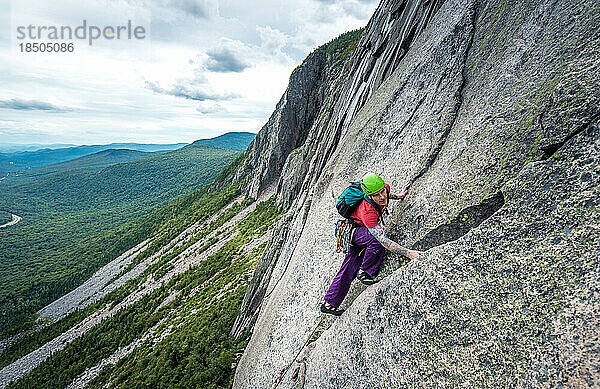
[411,191,505,251]
[391,2,408,20]
[334,0,446,144]
[371,0,445,93]
[410,0,478,186]
[540,112,600,160]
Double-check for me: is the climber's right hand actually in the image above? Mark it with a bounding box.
[406,250,422,260]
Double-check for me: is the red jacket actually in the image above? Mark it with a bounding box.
[350,183,390,228]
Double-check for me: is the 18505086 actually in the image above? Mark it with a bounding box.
[19,42,74,52]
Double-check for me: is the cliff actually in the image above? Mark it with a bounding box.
[1,0,597,387]
[231,0,600,387]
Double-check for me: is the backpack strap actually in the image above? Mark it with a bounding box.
[363,195,382,214]
[364,189,389,225]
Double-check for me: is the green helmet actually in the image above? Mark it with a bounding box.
[360,173,385,195]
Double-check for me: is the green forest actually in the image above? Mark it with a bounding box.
[0,210,12,225]
[0,182,244,370]
[0,145,240,336]
[6,183,283,389]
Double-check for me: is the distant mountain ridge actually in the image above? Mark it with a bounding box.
[0,144,77,153]
[0,132,256,175]
[190,132,255,151]
[13,149,155,180]
[0,143,188,174]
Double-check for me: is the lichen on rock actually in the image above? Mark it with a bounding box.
[231,0,600,387]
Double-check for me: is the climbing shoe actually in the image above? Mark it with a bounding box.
[320,303,344,316]
[357,271,378,285]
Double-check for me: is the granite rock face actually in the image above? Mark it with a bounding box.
[232,0,600,387]
[235,0,445,209]
[304,120,600,387]
[231,0,445,341]
[233,46,332,200]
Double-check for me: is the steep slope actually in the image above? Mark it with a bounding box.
[231,0,600,387]
[0,144,240,336]
[190,131,256,151]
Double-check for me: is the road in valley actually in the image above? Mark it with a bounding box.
[0,214,21,229]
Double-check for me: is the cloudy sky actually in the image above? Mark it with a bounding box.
[0,0,378,146]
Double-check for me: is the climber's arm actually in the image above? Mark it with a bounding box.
[389,185,409,200]
[368,224,421,260]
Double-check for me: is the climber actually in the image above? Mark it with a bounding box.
[321,173,422,316]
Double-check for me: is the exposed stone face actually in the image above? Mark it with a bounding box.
[233,48,330,200]
[305,120,600,388]
[232,0,600,387]
[231,0,446,342]
[335,0,445,137]
[235,1,445,209]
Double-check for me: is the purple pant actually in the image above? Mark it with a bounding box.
[324,227,384,308]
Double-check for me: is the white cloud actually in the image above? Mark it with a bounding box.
[0,98,73,112]
[196,101,226,114]
[0,0,378,145]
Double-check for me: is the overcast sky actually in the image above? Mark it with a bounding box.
[0,0,378,146]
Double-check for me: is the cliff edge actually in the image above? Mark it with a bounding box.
[232,0,600,387]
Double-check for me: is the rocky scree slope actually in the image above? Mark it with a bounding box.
[0,184,281,388]
[231,0,600,387]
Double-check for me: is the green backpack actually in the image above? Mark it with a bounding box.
[335,182,381,219]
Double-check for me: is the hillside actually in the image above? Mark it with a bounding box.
[1,0,598,388]
[0,177,281,389]
[6,149,155,181]
[0,144,240,337]
[191,132,256,151]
